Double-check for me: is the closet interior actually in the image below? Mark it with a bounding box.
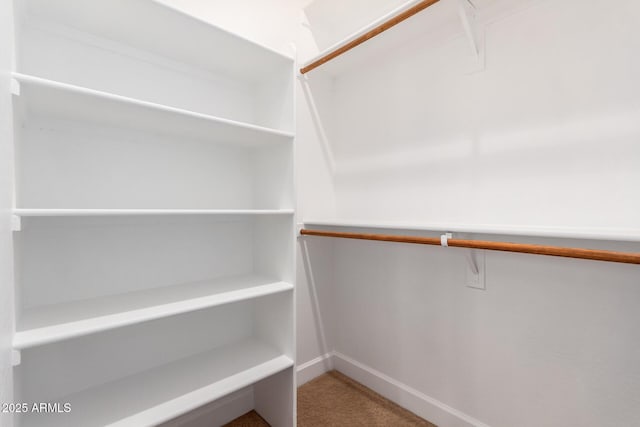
[2,0,640,426]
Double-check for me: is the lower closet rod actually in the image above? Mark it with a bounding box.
[299,229,640,265]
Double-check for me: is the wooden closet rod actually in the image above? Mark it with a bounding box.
[299,229,640,265]
[300,0,440,74]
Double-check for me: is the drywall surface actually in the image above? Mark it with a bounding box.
[297,0,640,425]
[332,237,640,427]
[296,236,335,381]
[0,0,15,426]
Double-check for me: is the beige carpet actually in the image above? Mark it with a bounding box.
[225,370,436,427]
[223,409,269,426]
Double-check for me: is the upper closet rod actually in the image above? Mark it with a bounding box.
[300,0,441,74]
[299,229,640,265]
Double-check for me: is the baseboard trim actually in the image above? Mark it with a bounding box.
[296,352,334,386]
[332,351,492,427]
[297,351,491,427]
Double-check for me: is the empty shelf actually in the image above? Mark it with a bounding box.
[14,209,295,217]
[303,219,640,242]
[15,276,294,349]
[21,339,293,427]
[13,73,295,145]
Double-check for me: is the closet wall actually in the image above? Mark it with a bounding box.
[297,0,640,426]
[323,0,640,228]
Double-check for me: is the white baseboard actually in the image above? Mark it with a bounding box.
[296,352,334,386]
[331,351,492,427]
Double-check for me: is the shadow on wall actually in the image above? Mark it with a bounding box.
[331,107,640,178]
[298,236,334,372]
[299,74,336,174]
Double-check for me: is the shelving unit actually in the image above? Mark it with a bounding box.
[11,0,296,425]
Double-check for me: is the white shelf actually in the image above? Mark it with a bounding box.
[14,209,294,217]
[14,276,293,349]
[22,0,293,81]
[22,339,294,427]
[303,219,640,242]
[13,73,295,145]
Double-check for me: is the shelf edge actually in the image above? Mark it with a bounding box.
[106,354,294,427]
[302,220,640,242]
[12,73,296,139]
[14,209,295,217]
[14,281,294,350]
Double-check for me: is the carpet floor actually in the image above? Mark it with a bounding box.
[224,370,436,427]
[223,409,269,426]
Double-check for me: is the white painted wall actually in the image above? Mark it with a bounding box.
[329,237,640,427]
[296,0,640,426]
[0,0,15,426]
[304,0,640,230]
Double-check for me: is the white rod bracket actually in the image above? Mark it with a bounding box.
[441,232,485,289]
[296,223,304,237]
[465,249,486,290]
[11,215,21,232]
[10,78,20,96]
[440,232,453,247]
[12,349,21,367]
[457,0,485,72]
[300,10,311,30]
